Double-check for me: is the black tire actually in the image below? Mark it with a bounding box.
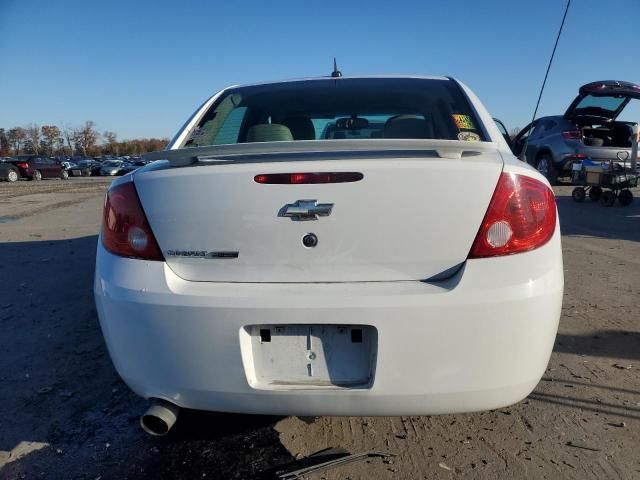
[618,189,633,207]
[31,169,42,181]
[5,168,19,183]
[535,154,558,185]
[600,191,615,207]
[571,187,585,202]
[588,186,602,202]
[60,169,69,180]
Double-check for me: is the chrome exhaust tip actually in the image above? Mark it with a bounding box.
[140,399,180,436]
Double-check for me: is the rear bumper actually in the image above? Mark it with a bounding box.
[94,231,563,416]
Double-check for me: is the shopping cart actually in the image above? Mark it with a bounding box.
[570,152,638,206]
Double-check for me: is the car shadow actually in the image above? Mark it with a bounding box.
[554,330,640,361]
[556,192,640,242]
[0,236,294,479]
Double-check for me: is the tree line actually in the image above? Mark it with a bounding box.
[0,121,169,157]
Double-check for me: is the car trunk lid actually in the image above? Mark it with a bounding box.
[564,80,640,121]
[136,140,503,283]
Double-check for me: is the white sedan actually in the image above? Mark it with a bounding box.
[94,76,563,435]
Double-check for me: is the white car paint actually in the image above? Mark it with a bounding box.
[94,77,563,416]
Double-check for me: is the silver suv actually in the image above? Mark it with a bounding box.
[512,80,639,184]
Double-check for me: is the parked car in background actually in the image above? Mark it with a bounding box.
[1,161,20,182]
[99,160,127,176]
[61,161,77,171]
[512,80,640,184]
[69,159,101,177]
[95,76,563,435]
[116,159,151,176]
[9,156,67,180]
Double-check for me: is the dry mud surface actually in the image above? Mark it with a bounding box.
[0,178,639,479]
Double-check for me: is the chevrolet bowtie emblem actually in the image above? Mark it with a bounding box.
[279,200,334,221]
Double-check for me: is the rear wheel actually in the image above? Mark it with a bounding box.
[60,169,69,180]
[6,168,19,183]
[31,170,42,181]
[618,189,633,207]
[588,186,602,202]
[535,154,558,185]
[571,187,585,202]
[600,191,615,207]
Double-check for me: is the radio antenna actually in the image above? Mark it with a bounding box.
[331,58,343,78]
[529,0,572,126]
[521,0,571,162]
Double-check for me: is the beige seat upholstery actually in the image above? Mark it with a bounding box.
[383,115,433,139]
[246,124,294,142]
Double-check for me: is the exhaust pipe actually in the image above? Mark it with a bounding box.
[140,399,180,436]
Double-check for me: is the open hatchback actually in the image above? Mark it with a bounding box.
[565,80,640,120]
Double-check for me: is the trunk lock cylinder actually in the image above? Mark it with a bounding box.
[303,233,318,248]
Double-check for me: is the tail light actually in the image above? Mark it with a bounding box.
[562,130,582,140]
[102,182,164,260]
[468,173,556,258]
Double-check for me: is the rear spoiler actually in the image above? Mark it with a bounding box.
[144,139,499,167]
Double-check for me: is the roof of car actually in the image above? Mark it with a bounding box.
[227,75,451,90]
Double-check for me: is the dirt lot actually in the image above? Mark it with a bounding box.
[0,177,639,480]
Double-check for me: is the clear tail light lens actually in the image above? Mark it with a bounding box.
[102,182,164,260]
[468,173,556,258]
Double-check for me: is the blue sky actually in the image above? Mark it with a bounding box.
[1,0,639,140]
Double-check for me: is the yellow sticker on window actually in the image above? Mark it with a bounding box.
[452,114,476,130]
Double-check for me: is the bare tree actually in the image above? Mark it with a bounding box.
[40,125,63,156]
[56,136,66,156]
[103,130,118,155]
[73,121,100,156]
[7,127,27,155]
[61,124,75,157]
[0,128,10,156]
[23,124,41,154]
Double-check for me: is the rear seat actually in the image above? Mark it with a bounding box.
[246,124,294,142]
[383,115,433,139]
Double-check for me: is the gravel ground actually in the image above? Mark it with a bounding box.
[0,177,638,480]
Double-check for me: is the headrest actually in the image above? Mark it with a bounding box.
[383,115,432,139]
[246,124,293,142]
[281,117,315,140]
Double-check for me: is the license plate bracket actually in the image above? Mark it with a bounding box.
[244,324,377,389]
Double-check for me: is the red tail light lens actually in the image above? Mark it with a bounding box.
[102,182,164,260]
[254,172,363,184]
[468,173,556,258]
[562,130,582,140]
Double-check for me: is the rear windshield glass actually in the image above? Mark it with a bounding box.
[181,78,486,147]
[572,95,627,117]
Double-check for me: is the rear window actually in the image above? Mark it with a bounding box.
[182,78,486,147]
[572,95,627,117]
